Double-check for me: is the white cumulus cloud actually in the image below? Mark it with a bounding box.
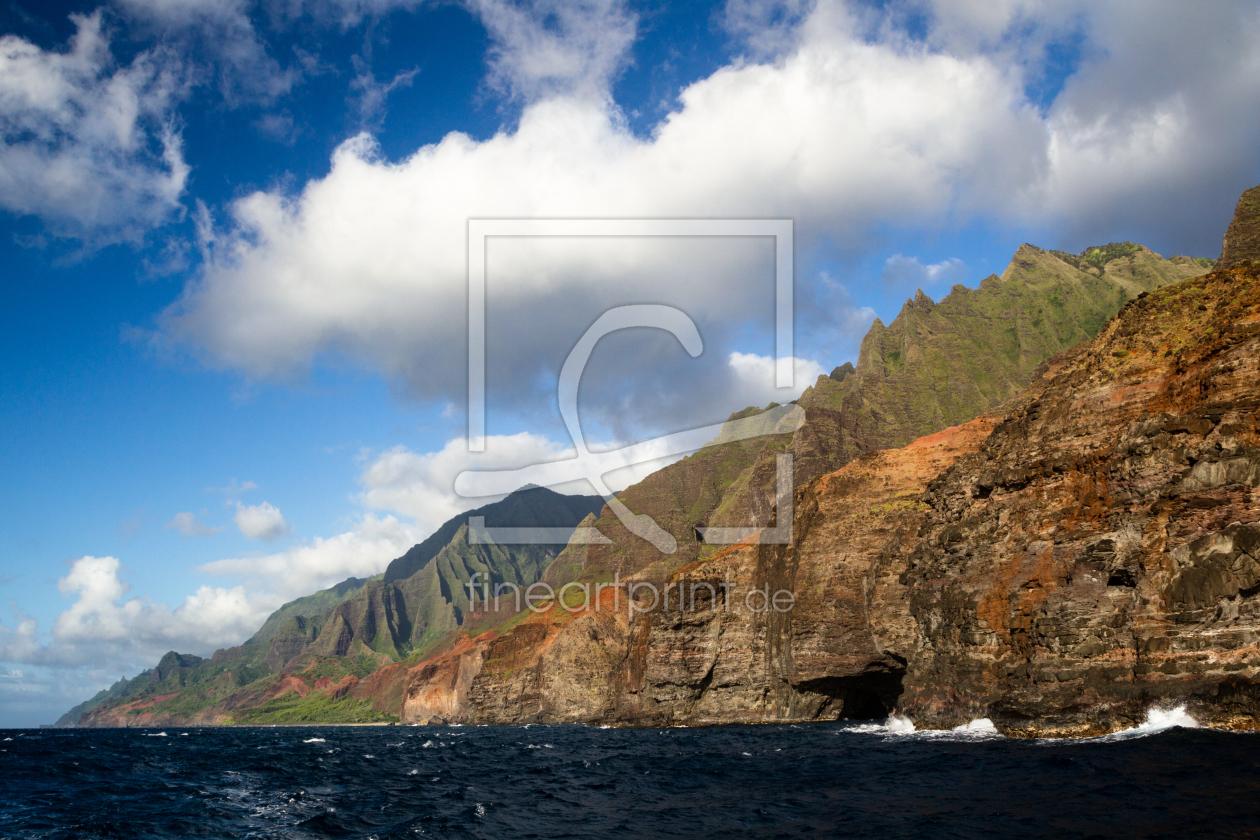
[158,3,1039,438]
[233,501,291,541]
[0,11,188,242]
[0,556,276,671]
[726,352,827,409]
[198,513,420,600]
[156,1,1260,425]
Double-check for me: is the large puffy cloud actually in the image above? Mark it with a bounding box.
[163,0,1260,438]
[160,2,1044,439]
[1034,2,1260,250]
[0,11,188,241]
[158,1,1260,424]
[900,0,1260,250]
[0,556,275,671]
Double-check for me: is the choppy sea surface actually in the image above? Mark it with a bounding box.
[2,711,1258,839]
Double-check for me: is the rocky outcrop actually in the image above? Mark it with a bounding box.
[616,418,999,725]
[898,262,1260,734]
[1218,185,1260,270]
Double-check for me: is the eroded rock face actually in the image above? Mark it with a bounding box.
[1218,185,1260,270]
[612,418,998,725]
[403,416,996,726]
[409,265,1260,735]
[898,264,1260,735]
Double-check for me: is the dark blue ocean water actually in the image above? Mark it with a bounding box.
[1,720,1258,839]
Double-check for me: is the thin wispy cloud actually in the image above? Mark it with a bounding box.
[165,512,224,537]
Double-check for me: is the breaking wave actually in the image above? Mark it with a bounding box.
[845,714,999,739]
[1083,704,1200,743]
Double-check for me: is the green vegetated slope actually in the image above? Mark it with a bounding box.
[59,487,603,726]
[249,574,379,645]
[539,242,1211,587]
[795,244,1211,451]
[382,489,605,583]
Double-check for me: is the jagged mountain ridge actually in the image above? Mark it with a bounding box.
[382,488,605,583]
[538,241,1209,593]
[59,486,603,726]
[58,230,1218,727]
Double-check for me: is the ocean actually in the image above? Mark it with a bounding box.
[1,712,1257,839]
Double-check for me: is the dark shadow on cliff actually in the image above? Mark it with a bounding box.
[797,666,906,721]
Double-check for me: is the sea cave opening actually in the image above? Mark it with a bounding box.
[796,671,906,720]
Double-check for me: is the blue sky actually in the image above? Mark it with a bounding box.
[2,0,1259,727]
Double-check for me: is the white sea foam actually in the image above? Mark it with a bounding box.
[1082,704,1200,743]
[1136,705,1199,733]
[421,740,435,748]
[847,714,1003,740]
[303,738,325,743]
[146,732,167,737]
[848,714,917,735]
[474,803,485,818]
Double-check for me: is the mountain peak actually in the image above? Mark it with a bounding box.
[1218,184,1260,270]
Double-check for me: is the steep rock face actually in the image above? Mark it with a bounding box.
[898,263,1260,735]
[407,265,1260,733]
[57,233,1224,730]
[614,417,998,725]
[402,417,995,725]
[462,587,633,724]
[1218,185,1260,270]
